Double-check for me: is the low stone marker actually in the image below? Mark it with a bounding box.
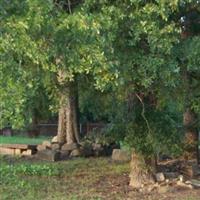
[112,149,131,163]
[37,149,60,161]
[61,143,78,151]
[37,144,47,151]
[0,144,37,150]
[0,144,37,156]
[0,147,15,155]
[156,172,165,182]
[70,149,81,157]
[42,141,51,148]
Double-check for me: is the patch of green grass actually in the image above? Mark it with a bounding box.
[1,156,200,200]
[0,157,129,200]
[0,135,50,145]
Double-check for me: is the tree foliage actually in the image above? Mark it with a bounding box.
[0,0,200,157]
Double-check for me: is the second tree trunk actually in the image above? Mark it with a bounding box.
[57,81,79,144]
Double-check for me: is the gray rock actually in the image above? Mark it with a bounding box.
[177,180,193,189]
[51,143,60,151]
[51,136,58,143]
[70,149,81,157]
[21,149,32,156]
[37,149,60,162]
[156,172,165,182]
[37,144,47,151]
[42,140,51,148]
[112,149,131,163]
[59,150,70,160]
[61,143,78,151]
[190,179,200,188]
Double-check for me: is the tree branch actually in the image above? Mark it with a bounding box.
[135,93,152,135]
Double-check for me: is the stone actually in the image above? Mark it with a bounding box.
[37,149,60,162]
[176,180,193,189]
[190,179,200,188]
[15,149,22,155]
[70,149,81,157]
[156,173,165,182]
[59,150,70,160]
[37,144,47,151]
[22,149,32,156]
[51,143,60,151]
[0,147,15,155]
[112,149,131,163]
[104,143,120,156]
[51,136,58,143]
[0,144,37,150]
[61,143,78,151]
[185,180,192,184]
[178,175,184,182]
[165,179,169,183]
[42,141,51,148]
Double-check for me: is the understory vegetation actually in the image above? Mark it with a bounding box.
[0,156,129,200]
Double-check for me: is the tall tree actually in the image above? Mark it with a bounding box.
[83,0,200,187]
[179,3,200,159]
[0,0,117,144]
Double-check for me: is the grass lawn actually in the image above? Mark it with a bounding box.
[0,156,129,200]
[0,135,51,145]
[0,156,200,200]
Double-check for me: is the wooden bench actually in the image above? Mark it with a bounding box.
[0,144,37,155]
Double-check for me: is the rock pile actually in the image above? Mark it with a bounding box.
[131,159,200,194]
[36,136,118,161]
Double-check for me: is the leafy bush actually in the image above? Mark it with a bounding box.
[0,163,60,184]
[123,107,184,158]
[83,127,118,146]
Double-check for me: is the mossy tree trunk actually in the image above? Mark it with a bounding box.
[57,78,80,144]
[129,152,156,188]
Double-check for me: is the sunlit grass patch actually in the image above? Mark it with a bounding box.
[0,135,50,145]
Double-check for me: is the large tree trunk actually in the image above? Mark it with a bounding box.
[129,152,155,188]
[57,79,80,144]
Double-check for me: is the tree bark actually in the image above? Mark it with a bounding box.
[57,79,80,144]
[183,108,198,159]
[129,152,155,188]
